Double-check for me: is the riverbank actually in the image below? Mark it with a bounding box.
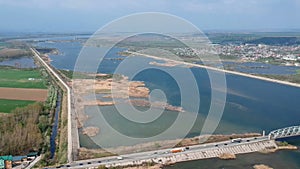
[105,140,278,168]
[128,51,300,88]
[260,142,298,153]
[105,140,298,169]
[123,163,273,169]
[78,133,261,160]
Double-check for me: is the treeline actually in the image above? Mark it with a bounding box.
[247,37,300,46]
[0,85,59,156]
[0,103,43,155]
[38,86,61,166]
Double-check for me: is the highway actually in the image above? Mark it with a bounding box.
[31,48,74,163]
[48,136,270,169]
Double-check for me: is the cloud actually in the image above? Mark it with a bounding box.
[1,0,298,16]
[0,0,299,32]
[180,0,263,14]
[0,0,169,12]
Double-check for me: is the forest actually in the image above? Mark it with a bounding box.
[0,103,44,155]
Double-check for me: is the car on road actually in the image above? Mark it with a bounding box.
[117,156,123,160]
[231,138,242,143]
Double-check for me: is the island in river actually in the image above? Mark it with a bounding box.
[72,73,184,134]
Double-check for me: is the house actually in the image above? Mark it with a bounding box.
[0,156,12,169]
[283,55,297,61]
[26,152,39,160]
[12,156,27,166]
[0,159,4,169]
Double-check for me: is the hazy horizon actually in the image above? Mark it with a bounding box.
[1,0,300,33]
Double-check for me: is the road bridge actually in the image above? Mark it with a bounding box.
[269,125,300,140]
[45,125,300,168]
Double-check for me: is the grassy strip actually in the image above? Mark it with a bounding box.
[55,91,68,164]
[59,69,93,79]
[0,99,35,113]
[259,73,300,84]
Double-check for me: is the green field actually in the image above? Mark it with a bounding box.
[0,67,47,89]
[0,99,35,113]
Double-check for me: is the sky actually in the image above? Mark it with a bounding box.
[0,0,300,33]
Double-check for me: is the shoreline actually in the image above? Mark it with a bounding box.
[77,133,261,160]
[128,51,300,88]
[104,140,298,169]
[105,139,278,168]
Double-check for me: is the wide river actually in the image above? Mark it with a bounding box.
[35,37,300,168]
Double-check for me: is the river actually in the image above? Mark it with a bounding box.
[50,92,62,159]
[33,36,300,168]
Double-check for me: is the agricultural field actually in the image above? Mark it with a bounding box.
[0,99,35,113]
[0,87,48,101]
[0,67,47,89]
[0,67,48,113]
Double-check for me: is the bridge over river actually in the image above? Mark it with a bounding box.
[269,125,300,140]
[42,125,300,168]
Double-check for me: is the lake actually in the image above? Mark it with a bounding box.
[0,57,36,68]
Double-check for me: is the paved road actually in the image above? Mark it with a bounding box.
[48,136,269,169]
[24,156,41,169]
[31,48,74,163]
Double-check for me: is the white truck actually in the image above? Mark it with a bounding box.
[117,156,123,160]
[231,138,242,143]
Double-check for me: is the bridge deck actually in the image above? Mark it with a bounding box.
[107,140,277,168]
[269,125,300,140]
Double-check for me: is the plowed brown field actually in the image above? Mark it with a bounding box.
[0,87,48,101]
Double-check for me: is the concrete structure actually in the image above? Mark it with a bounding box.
[107,140,277,168]
[44,125,300,169]
[269,125,300,140]
[0,156,12,169]
[31,48,79,163]
[50,136,271,169]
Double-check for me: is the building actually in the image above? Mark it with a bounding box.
[26,152,39,160]
[283,55,297,61]
[0,156,12,169]
[12,156,27,166]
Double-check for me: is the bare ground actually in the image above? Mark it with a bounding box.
[0,87,48,101]
[72,74,184,128]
